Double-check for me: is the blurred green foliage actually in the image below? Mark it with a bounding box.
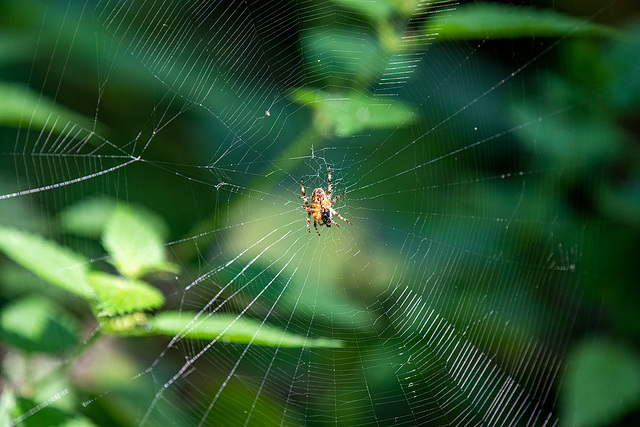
[563,338,640,427]
[0,202,341,424]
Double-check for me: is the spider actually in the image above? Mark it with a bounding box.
[301,165,351,236]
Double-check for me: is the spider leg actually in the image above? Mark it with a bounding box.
[327,164,332,199]
[313,219,321,236]
[332,209,352,225]
[301,178,309,207]
[302,178,312,233]
[330,217,340,227]
[331,192,345,204]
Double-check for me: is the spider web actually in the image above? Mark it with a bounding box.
[0,0,626,426]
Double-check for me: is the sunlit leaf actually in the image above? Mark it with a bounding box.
[562,338,640,427]
[0,296,80,354]
[101,312,149,335]
[335,0,395,20]
[149,311,343,348]
[59,417,100,427]
[101,205,178,279]
[60,198,116,238]
[292,88,414,137]
[0,386,15,427]
[434,4,617,40]
[88,272,165,317]
[0,227,94,299]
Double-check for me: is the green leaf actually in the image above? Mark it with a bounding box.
[334,0,394,21]
[60,198,116,238]
[0,81,102,135]
[149,311,343,348]
[292,88,414,137]
[0,386,16,427]
[433,4,617,40]
[0,226,94,299]
[88,272,165,317]
[101,205,178,279]
[59,417,100,427]
[301,29,383,86]
[101,312,150,335]
[0,296,80,353]
[12,396,98,427]
[562,338,640,427]
[512,100,623,165]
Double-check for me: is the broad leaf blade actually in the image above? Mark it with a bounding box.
[149,311,343,348]
[434,4,617,40]
[0,386,16,427]
[88,272,165,317]
[0,226,94,299]
[0,296,80,354]
[61,198,116,238]
[101,206,178,279]
[292,89,414,137]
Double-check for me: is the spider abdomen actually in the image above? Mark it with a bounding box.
[321,208,331,226]
[310,188,328,223]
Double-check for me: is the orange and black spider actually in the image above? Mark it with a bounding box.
[301,165,351,236]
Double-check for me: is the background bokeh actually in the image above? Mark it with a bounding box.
[1,0,639,426]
